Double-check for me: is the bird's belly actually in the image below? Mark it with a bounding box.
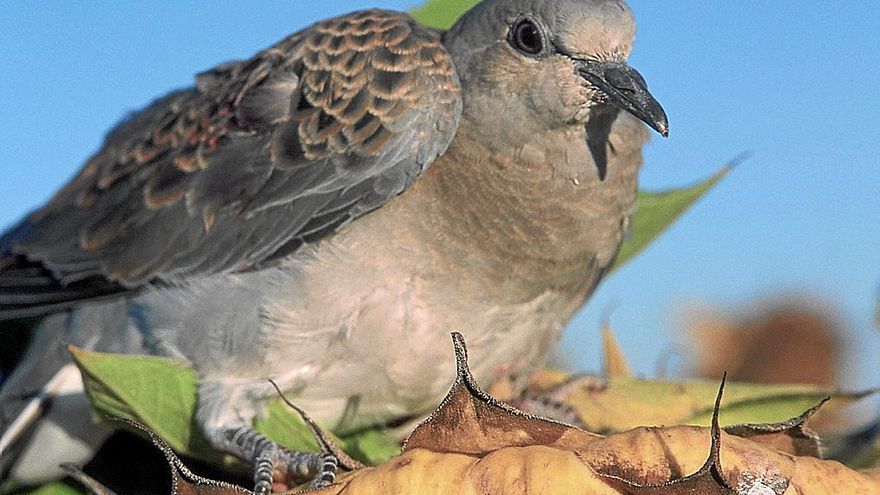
[273,294,567,430]
[255,250,573,430]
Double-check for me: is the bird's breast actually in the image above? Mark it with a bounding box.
[252,192,595,428]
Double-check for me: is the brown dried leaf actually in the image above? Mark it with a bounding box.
[308,334,880,495]
[80,333,880,495]
[315,428,880,495]
[585,376,810,495]
[402,333,602,455]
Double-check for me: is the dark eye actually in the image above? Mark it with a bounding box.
[511,18,543,55]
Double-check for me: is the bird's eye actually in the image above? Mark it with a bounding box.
[510,18,544,55]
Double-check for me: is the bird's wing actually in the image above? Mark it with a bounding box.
[0,9,462,319]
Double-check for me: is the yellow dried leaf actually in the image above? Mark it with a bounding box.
[306,336,880,494]
[539,374,867,433]
[72,334,880,495]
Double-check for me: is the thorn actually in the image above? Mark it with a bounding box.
[450,331,469,375]
[706,371,732,489]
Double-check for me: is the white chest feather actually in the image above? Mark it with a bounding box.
[253,241,571,429]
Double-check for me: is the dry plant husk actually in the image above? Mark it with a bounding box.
[68,333,880,495]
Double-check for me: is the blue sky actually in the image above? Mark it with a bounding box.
[1,2,877,386]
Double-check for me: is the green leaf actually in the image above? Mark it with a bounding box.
[411,0,479,29]
[70,348,397,470]
[341,429,402,466]
[252,399,321,454]
[612,165,731,271]
[684,391,853,426]
[68,347,227,464]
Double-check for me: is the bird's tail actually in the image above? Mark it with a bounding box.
[0,253,128,321]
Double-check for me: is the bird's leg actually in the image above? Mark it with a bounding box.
[198,381,338,493]
[215,424,338,494]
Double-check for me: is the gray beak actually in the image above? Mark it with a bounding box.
[576,60,669,137]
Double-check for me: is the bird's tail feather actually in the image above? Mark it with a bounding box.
[0,255,128,320]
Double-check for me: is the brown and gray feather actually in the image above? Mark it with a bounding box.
[0,10,462,318]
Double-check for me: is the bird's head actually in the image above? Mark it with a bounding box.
[445,0,668,143]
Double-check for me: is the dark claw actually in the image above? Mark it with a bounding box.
[253,444,277,495]
[308,452,339,489]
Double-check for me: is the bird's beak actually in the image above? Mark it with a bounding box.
[576,60,669,137]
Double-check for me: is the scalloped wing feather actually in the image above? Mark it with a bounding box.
[0,9,462,318]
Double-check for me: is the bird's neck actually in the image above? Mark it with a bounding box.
[404,119,641,298]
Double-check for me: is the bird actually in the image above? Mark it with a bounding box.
[0,0,667,492]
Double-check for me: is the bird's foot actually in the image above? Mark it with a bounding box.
[220,425,338,494]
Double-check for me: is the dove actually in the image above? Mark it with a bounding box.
[0,0,667,492]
